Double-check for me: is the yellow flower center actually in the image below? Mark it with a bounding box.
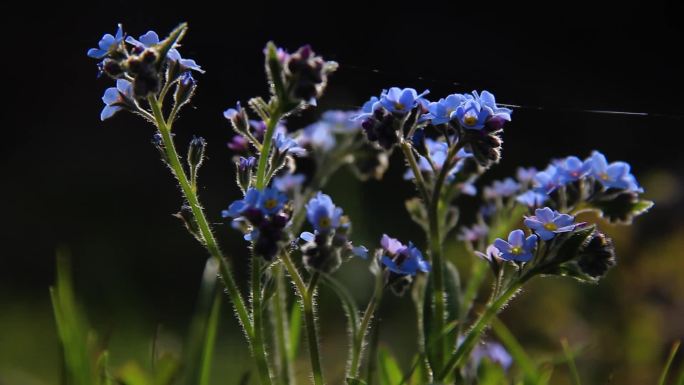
[510,246,523,255]
[543,223,558,231]
[394,102,405,111]
[318,217,331,229]
[264,199,278,210]
[599,172,610,181]
[463,115,477,126]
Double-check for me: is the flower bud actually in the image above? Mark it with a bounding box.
[174,72,197,109]
[236,156,256,192]
[577,231,616,278]
[187,136,206,171]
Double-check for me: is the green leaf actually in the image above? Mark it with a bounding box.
[590,192,654,224]
[321,274,360,339]
[183,259,220,385]
[153,354,181,385]
[491,318,540,382]
[50,251,94,385]
[118,362,153,385]
[378,348,403,385]
[561,338,582,385]
[198,295,221,385]
[346,378,368,385]
[288,303,303,362]
[95,351,113,385]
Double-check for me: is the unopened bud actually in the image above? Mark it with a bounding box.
[174,72,197,109]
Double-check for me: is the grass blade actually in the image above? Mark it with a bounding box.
[560,338,582,385]
[491,317,539,382]
[198,293,221,385]
[658,340,681,385]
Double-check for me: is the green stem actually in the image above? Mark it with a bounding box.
[251,256,274,384]
[425,143,462,373]
[350,276,383,379]
[280,252,325,385]
[255,107,282,190]
[437,281,522,381]
[399,140,430,204]
[147,96,271,384]
[272,265,293,385]
[305,272,324,385]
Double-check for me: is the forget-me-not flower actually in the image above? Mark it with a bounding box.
[588,151,642,192]
[126,31,204,72]
[222,188,261,218]
[100,79,134,121]
[494,229,537,262]
[524,207,576,241]
[515,190,548,207]
[273,173,306,193]
[305,192,343,232]
[273,132,307,156]
[258,188,288,215]
[87,24,124,59]
[424,94,469,124]
[379,235,430,276]
[484,178,521,199]
[556,156,592,183]
[380,87,429,114]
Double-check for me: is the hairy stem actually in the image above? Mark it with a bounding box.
[148,96,273,385]
[251,256,274,384]
[349,275,383,379]
[272,264,293,385]
[255,107,282,190]
[280,252,325,385]
[437,281,523,380]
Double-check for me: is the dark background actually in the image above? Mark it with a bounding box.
[1,2,683,384]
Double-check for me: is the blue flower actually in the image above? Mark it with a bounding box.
[424,94,469,124]
[352,245,369,259]
[126,31,204,73]
[454,98,489,130]
[222,188,261,218]
[524,207,576,241]
[454,90,512,130]
[484,178,520,199]
[589,151,643,192]
[305,192,343,232]
[380,87,429,114]
[474,245,502,263]
[516,167,537,183]
[515,190,548,207]
[533,165,563,194]
[273,132,307,156]
[472,341,513,370]
[273,173,306,192]
[379,235,430,275]
[238,156,256,171]
[556,156,592,183]
[87,24,124,59]
[100,79,134,121]
[493,229,537,262]
[476,90,512,129]
[258,188,288,215]
[353,96,382,121]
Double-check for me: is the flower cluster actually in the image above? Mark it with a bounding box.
[364,234,431,295]
[299,193,365,272]
[87,23,203,116]
[266,44,338,110]
[222,187,290,261]
[358,88,511,168]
